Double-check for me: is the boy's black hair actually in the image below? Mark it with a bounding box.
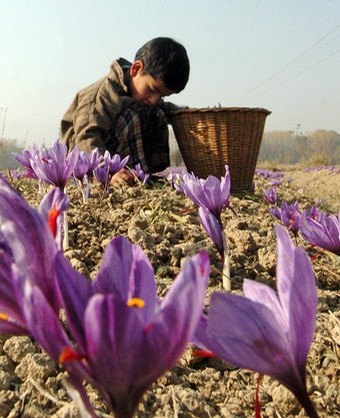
[135,37,190,93]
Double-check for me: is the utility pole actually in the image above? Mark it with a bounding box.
[0,107,7,141]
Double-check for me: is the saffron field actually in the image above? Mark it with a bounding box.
[0,162,339,417]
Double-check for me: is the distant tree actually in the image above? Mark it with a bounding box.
[309,130,340,164]
[259,129,340,165]
[292,132,310,163]
[259,131,295,163]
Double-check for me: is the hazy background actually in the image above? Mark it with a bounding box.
[1,0,340,148]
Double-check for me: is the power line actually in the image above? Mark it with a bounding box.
[0,107,7,141]
[240,47,340,103]
[276,48,340,88]
[236,23,340,103]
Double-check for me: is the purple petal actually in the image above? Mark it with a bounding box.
[74,151,90,180]
[30,140,79,189]
[14,274,94,413]
[84,252,209,417]
[203,292,297,388]
[198,207,224,257]
[39,188,70,250]
[54,253,93,352]
[300,213,340,255]
[0,175,60,312]
[39,188,69,216]
[275,225,317,360]
[14,275,70,362]
[93,237,157,322]
[160,251,210,344]
[109,154,129,174]
[275,225,317,378]
[88,148,102,173]
[243,279,287,331]
[270,205,281,220]
[84,294,146,416]
[93,236,135,297]
[0,249,27,334]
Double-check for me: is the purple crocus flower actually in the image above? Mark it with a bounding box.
[263,187,278,205]
[306,206,323,222]
[74,147,101,177]
[30,140,79,190]
[94,162,110,194]
[15,272,97,416]
[105,151,129,175]
[1,174,210,417]
[0,175,63,315]
[0,231,27,335]
[73,150,93,203]
[198,206,224,259]
[131,163,150,185]
[52,236,210,418]
[179,167,231,290]
[74,148,103,201]
[270,200,302,236]
[94,151,130,192]
[300,212,340,255]
[269,205,281,219]
[166,172,182,189]
[270,178,283,187]
[39,188,70,251]
[173,172,188,193]
[194,225,319,418]
[85,148,102,179]
[181,166,231,220]
[73,150,91,181]
[12,145,39,179]
[0,175,97,415]
[198,206,231,290]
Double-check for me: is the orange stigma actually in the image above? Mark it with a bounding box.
[59,346,85,364]
[127,298,145,308]
[0,313,9,321]
[192,349,217,358]
[48,205,60,237]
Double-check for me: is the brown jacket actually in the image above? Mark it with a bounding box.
[61,58,134,154]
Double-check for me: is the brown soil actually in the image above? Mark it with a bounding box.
[0,166,339,418]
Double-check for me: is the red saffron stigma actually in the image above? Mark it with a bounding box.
[310,249,323,262]
[145,323,152,333]
[255,373,263,418]
[179,207,197,215]
[48,205,60,237]
[192,349,217,358]
[59,346,85,364]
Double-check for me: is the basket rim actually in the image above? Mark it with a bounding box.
[169,106,271,116]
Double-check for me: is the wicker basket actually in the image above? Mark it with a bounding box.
[168,107,271,193]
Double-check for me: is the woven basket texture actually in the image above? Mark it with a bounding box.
[168,107,271,192]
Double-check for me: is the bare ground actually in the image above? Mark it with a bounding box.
[0,165,339,418]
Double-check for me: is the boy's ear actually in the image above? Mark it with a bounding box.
[130,60,144,77]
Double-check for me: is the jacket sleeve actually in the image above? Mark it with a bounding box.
[62,77,129,155]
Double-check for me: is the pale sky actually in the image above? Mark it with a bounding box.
[1,0,340,147]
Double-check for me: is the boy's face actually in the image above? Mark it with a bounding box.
[129,61,175,106]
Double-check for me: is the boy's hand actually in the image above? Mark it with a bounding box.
[110,168,135,187]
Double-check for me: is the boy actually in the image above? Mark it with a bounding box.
[61,37,189,185]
